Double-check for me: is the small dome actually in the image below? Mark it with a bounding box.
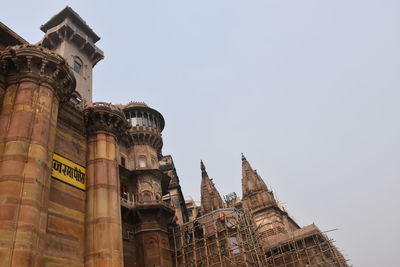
[121,101,165,132]
[124,101,148,108]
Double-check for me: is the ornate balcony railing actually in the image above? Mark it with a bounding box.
[120,197,174,211]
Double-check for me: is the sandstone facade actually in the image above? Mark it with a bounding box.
[0,6,349,267]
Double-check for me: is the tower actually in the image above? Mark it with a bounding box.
[40,6,104,103]
[0,44,75,266]
[241,154,299,244]
[83,102,128,266]
[200,160,224,215]
[118,102,175,267]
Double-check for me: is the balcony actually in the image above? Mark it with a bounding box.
[120,197,175,212]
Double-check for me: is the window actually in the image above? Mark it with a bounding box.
[132,117,138,126]
[120,183,128,200]
[121,156,126,167]
[143,191,151,202]
[143,114,148,126]
[73,57,83,74]
[151,158,156,168]
[70,92,82,105]
[139,156,147,168]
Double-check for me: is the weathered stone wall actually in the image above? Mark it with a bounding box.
[128,144,159,170]
[42,108,86,266]
[52,41,94,103]
[0,45,75,267]
[83,103,127,267]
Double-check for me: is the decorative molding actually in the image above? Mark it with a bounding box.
[83,102,129,140]
[0,44,76,103]
[125,126,163,152]
[40,19,104,67]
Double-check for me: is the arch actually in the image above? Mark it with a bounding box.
[142,191,152,202]
[139,155,147,168]
[73,56,83,75]
[151,157,156,168]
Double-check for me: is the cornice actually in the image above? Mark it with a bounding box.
[0,44,76,103]
[125,126,163,152]
[83,102,129,140]
[40,19,104,66]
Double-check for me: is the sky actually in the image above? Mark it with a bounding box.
[2,1,400,266]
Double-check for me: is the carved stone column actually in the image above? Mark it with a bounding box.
[0,45,75,266]
[83,103,128,267]
[0,72,5,110]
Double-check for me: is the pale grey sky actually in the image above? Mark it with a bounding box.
[3,1,400,266]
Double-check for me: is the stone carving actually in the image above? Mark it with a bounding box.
[0,44,76,103]
[83,102,129,139]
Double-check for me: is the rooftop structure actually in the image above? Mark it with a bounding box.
[39,6,104,103]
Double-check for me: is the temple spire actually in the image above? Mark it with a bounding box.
[241,154,269,198]
[200,160,206,172]
[200,160,224,214]
[240,154,292,241]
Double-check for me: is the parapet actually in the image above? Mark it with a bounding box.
[83,102,129,139]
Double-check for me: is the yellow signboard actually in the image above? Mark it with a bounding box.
[51,153,86,190]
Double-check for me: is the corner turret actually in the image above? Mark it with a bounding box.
[39,6,104,103]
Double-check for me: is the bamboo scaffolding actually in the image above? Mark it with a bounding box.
[170,207,349,267]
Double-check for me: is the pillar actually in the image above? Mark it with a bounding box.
[83,103,128,267]
[0,45,75,266]
[0,72,5,110]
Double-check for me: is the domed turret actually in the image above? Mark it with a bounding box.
[122,102,165,159]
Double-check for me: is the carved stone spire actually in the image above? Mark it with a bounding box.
[200,160,224,214]
[241,154,274,202]
[242,153,262,197]
[241,154,291,242]
[201,160,206,172]
[254,169,269,192]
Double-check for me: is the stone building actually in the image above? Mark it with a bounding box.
[170,155,348,266]
[0,6,349,267]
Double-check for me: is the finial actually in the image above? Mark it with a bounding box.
[200,160,206,172]
[241,153,246,161]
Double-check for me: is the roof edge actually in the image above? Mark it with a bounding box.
[0,22,29,45]
[40,6,100,43]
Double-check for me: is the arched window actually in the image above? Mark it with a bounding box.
[143,113,148,126]
[151,158,156,169]
[139,156,147,168]
[142,191,152,202]
[132,115,138,126]
[73,56,83,75]
[154,118,158,130]
[137,113,143,126]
